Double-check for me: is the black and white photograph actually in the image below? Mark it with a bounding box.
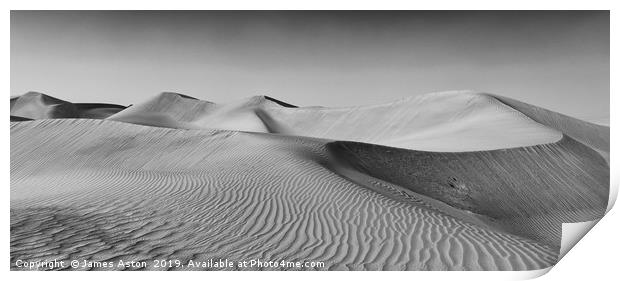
[6,7,616,278]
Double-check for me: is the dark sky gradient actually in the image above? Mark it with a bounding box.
[11,11,609,119]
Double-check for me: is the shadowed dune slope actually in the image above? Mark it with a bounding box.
[10,116,32,122]
[109,91,562,152]
[12,119,561,271]
[327,137,609,248]
[10,92,126,120]
[74,103,128,119]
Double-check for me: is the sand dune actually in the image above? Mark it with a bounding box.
[327,136,608,247]
[108,91,561,152]
[12,119,560,271]
[10,92,126,120]
[10,91,609,271]
[263,91,565,152]
[489,94,609,161]
[109,93,293,132]
[107,92,216,129]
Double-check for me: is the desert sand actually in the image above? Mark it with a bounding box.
[10,91,609,271]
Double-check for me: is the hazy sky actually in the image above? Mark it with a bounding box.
[11,11,609,119]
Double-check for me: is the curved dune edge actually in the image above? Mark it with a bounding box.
[326,135,609,249]
[488,94,609,157]
[12,119,564,271]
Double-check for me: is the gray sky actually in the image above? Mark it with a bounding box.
[11,11,609,119]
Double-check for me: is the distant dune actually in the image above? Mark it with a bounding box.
[10,92,126,120]
[109,93,294,133]
[106,91,563,152]
[10,91,609,271]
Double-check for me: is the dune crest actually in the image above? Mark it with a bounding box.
[488,94,609,162]
[10,91,126,120]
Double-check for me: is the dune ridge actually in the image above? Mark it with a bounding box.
[489,94,609,152]
[488,94,610,162]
